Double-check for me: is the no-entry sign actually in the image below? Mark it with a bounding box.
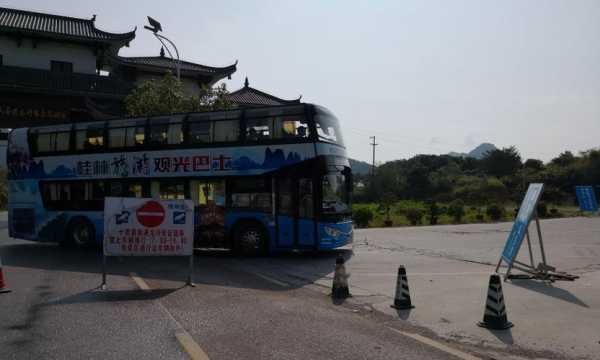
[136,200,165,227]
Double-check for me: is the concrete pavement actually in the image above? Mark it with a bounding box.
[243,217,600,359]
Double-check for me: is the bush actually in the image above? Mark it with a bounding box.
[405,208,424,226]
[427,201,440,225]
[476,214,484,222]
[549,208,561,217]
[537,202,548,218]
[486,204,505,221]
[353,207,374,228]
[447,199,465,223]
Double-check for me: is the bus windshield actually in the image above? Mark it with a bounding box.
[314,106,344,147]
[322,169,351,215]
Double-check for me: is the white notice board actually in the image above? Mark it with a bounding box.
[103,197,194,256]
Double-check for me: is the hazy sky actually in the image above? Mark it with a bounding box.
[9,0,600,163]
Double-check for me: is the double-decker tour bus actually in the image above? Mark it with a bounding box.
[7,104,353,255]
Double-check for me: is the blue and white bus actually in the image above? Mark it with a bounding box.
[7,104,353,255]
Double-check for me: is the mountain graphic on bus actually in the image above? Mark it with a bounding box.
[8,158,76,180]
[232,147,303,170]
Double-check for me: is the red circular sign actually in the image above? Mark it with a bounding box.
[136,201,165,228]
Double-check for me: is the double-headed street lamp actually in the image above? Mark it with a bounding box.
[144,16,181,81]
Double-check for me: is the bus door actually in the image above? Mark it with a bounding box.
[276,177,316,249]
[190,180,226,248]
[297,178,316,248]
[276,177,295,248]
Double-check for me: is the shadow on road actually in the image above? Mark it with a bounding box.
[486,328,514,345]
[395,308,412,320]
[509,280,588,308]
[49,288,179,305]
[0,240,353,292]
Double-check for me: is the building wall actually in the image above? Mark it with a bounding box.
[0,35,97,74]
[134,73,202,96]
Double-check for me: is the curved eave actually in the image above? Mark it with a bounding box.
[227,86,301,106]
[112,57,237,80]
[0,25,136,47]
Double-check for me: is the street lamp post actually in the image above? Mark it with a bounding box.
[144,16,181,81]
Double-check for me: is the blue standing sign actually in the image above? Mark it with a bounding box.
[499,183,544,266]
[575,186,599,212]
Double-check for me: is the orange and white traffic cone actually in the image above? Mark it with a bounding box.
[0,257,11,294]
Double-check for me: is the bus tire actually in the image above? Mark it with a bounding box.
[65,218,96,248]
[232,221,267,256]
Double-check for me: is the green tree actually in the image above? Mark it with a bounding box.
[523,158,544,171]
[124,72,233,117]
[352,207,374,228]
[550,151,576,167]
[486,204,505,221]
[481,146,522,177]
[377,192,397,226]
[405,207,424,226]
[427,200,441,225]
[447,199,465,223]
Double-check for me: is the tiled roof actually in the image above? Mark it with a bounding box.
[226,78,301,107]
[0,7,135,43]
[113,56,237,78]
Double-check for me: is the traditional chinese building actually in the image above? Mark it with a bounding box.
[0,7,238,127]
[108,49,237,96]
[226,77,301,107]
[0,6,303,129]
[0,7,136,127]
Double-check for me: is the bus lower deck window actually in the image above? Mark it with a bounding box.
[160,181,186,200]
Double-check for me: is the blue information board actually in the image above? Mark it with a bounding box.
[575,186,599,212]
[501,183,544,264]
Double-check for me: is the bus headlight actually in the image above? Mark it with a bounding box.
[324,226,342,238]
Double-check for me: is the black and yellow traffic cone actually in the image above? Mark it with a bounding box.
[0,257,11,294]
[332,254,350,299]
[391,265,414,309]
[478,274,512,330]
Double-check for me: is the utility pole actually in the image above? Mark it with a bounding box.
[370,136,378,176]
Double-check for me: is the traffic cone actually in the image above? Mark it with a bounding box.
[478,274,512,330]
[391,265,414,309]
[332,254,350,299]
[0,257,11,294]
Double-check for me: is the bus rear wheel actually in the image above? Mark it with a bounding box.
[233,222,267,256]
[65,218,95,248]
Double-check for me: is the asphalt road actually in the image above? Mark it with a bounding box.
[0,228,462,359]
[4,216,597,359]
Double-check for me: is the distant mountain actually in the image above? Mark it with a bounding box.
[349,158,372,175]
[448,143,497,160]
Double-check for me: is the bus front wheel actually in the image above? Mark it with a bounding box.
[233,222,267,256]
[65,218,96,248]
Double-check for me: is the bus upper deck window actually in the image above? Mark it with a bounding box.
[189,121,212,144]
[245,118,271,141]
[76,124,104,150]
[274,116,310,139]
[34,126,71,153]
[214,120,239,142]
[108,119,146,148]
[149,116,183,145]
